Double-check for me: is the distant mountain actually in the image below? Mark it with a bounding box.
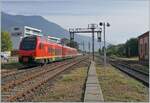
[1,12,69,38]
[1,12,110,51]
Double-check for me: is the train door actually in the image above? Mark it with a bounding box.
[52,44,55,61]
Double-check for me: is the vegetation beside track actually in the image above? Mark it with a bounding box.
[1,62,23,70]
[32,67,88,102]
[96,64,149,102]
[111,56,138,61]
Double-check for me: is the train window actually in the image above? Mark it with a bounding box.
[59,49,61,55]
[52,48,55,55]
[20,37,36,50]
[55,49,61,55]
[55,49,57,55]
[48,47,51,53]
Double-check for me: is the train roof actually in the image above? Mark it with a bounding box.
[24,35,77,50]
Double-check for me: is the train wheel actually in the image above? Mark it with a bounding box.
[40,59,45,66]
[47,59,50,64]
[44,59,47,64]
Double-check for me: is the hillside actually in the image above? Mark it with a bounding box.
[1,12,109,51]
[1,12,69,38]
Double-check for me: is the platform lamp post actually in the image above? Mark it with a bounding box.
[99,22,110,67]
[88,24,98,61]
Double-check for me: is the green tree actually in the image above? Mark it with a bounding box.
[1,31,12,51]
[106,38,138,57]
[106,44,126,57]
[106,44,117,56]
[125,38,138,57]
[117,44,126,57]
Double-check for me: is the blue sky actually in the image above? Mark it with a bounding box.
[1,0,149,44]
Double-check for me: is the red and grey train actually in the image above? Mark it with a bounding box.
[19,35,78,64]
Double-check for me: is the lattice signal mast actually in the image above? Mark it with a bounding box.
[69,24,102,61]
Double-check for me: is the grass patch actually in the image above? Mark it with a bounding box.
[111,56,139,61]
[34,67,88,102]
[1,62,23,70]
[96,64,149,102]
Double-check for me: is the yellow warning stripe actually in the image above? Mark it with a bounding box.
[34,55,74,59]
[34,55,62,59]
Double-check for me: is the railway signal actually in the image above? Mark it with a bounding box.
[99,22,110,67]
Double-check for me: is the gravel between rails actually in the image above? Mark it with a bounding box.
[2,59,75,91]
[1,56,88,102]
[1,57,78,83]
[1,61,64,85]
[31,59,90,102]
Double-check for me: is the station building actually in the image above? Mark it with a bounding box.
[10,26,42,50]
[138,31,149,64]
[47,36,61,44]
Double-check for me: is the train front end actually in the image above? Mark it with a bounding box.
[18,36,37,64]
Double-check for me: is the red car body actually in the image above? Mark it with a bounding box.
[19,35,78,64]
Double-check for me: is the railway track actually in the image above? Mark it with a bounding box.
[111,61,149,86]
[95,55,149,86]
[1,56,88,102]
[1,61,68,85]
[109,57,149,75]
[1,61,64,78]
[116,62,149,76]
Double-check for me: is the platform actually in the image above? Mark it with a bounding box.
[84,61,104,102]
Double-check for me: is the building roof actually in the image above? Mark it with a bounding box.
[138,31,149,39]
[24,26,42,32]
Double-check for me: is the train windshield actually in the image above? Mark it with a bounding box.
[20,36,37,50]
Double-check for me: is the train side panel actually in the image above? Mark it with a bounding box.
[19,36,78,64]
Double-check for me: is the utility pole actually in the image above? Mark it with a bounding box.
[103,23,106,67]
